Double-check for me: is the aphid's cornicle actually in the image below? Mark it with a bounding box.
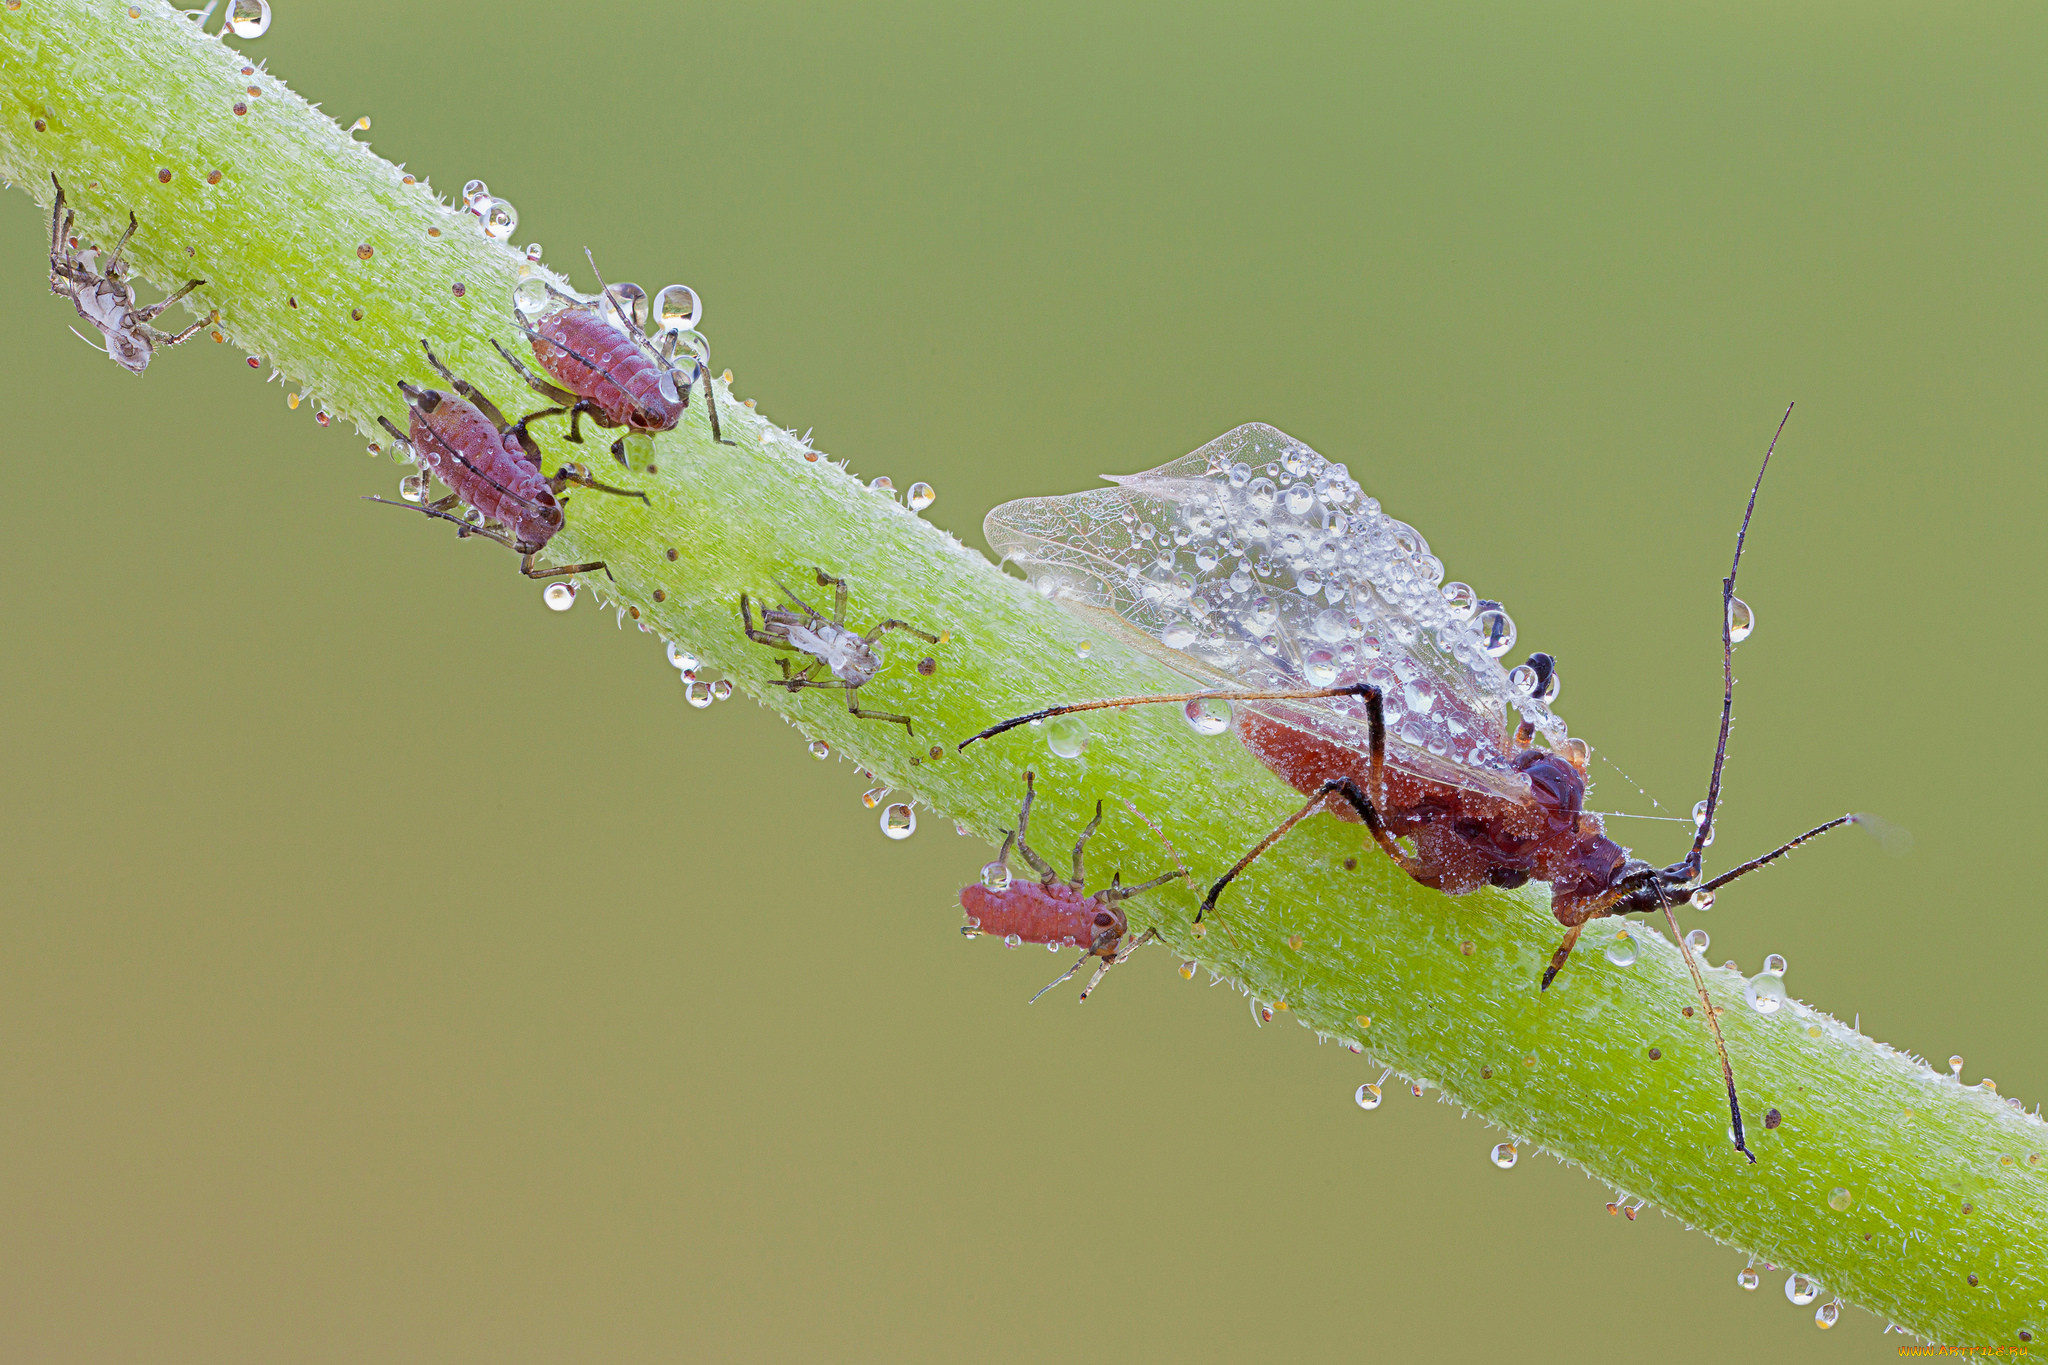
[741,569,940,735]
[367,340,649,581]
[496,250,736,452]
[959,772,1186,1003]
[961,411,1860,1162]
[46,174,214,374]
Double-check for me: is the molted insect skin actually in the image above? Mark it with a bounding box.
[961,880,1127,956]
[533,305,684,432]
[405,387,562,552]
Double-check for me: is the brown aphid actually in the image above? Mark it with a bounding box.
[963,412,1866,1163]
[494,249,735,449]
[45,175,213,373]
[959,771,1185,1003]
[366,340,648,582]
[741,568,939,734]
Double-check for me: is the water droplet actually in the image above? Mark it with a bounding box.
[1690,888,1716,911]
[1046,715,1088,758]
[1763,953,1787,977]
[1183,696,1232,736]
[1004,933,1022,949]
[1744,973,1787,1015]
[711,679,734,701]
[684,681,714,708]
[1785,1273,1820,1306]
[461,179,489,206]
[1074,641,1093,660]
[224,0,270,38]
[1440,582,1477,619]
[603,282,648,331]
[1814,1301,1840,1330]
[1684,929,1710,955]
[1728,596,1755,643]
[1737,1267,1760,1291]
[478,199,517,240]
[861,786,889,810]
[868,475,896,496]
[1827,1187,1852,1212]
[1980,1078,1998,1093]
[1491,1142,1519,1169]
[1604,930,1638,967]
[525,243,544,262]
[907,481,936,511]
[542,582,576,612]
[1179,961,1197,980]
[1473,606,1516,657]
[514,278,549,316]
[1161,623,1199,650]
[350,116,370,132]
[807,739,830,760]
[881,803,916,839]
[665,641,700,673]
[399,472,426,503]
[980,861,1011,892]
[1304,649,1339,686]
[1354,1073,1388,1110]
[1950,1056,1965,1078]
[653,283,702,332]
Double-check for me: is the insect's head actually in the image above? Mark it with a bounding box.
[106,328,152,374]
[625,368,685,432]
[398,380,445,414]
[1086,901,1128,955]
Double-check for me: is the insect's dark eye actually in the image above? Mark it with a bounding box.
[1093,911,1116,928]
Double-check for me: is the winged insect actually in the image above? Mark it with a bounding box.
[495,249,735,449]
[368,340,648,580]
[962,412,1859,1161]
[741,569,940,734]
[961,771,1186,1003]
[47,174,213,373]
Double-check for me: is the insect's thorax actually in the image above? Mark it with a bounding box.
[787,621,876,683]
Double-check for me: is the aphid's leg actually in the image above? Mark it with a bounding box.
[813,569,850,627]
[420,340,522,432]
[740,593,801,649]
[862,618,943,647]
[695,361,737,446]
[1111,928,1158,964]
[491,337,582,406]
[104,211,139,278]
[49,174,65,257]
[1029,952,1093,1005]
[775,581,822,620]
[133,278,206,323]
[844,686,916,736]
[1539,921,1596,991]
[1103,867,1187,902]
[1070,800,1104,888]
[1010,772,1062,883]
[1200,777,1422,923]
[150,308,218,349]
[960,683,1384,751]
[520,553,614,582]
[552,465,651,505]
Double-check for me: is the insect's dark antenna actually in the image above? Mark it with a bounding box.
[1685,402,1794,877]
[583,248,646,348]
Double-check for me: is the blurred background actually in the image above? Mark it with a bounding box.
[3,2,2042,1359]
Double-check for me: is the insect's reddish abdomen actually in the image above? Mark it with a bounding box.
[408,391,562,552]
[1237,709,1619,914]
[961,880,1123,955]
[533,307,681,432]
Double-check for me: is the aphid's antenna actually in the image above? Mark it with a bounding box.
[1685,402,1793,877]
[1700,813,1860,892]
[582,247,643,340]
[361,495,512,546]
[1029,953,1090,1005]
[1654,886,1754,1163]
[66,326,110,356]
[959,684,1379,751]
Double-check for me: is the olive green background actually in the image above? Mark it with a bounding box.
[3,2,2042,1359]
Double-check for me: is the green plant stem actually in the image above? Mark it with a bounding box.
[4,0,2042,1344]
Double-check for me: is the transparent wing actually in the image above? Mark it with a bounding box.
[986,422,1574,799]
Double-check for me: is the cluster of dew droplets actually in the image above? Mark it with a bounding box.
[983,423,1577,774]
[458,180,519,244]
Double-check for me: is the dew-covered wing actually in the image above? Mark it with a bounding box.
[985,422,1574,799]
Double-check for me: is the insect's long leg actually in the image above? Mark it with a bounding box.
[1011,773,1060,881]
[845,689,915,735]
[152,308,217,348]
[363,495,518,550]
[49,173,65,261]
[134,278,206,323]
[1540,923,1588,990]
[1200,776,1422,923]
[104,211,139,277]
[1700,814,1858,894]
[1103,868,1187,902]
[420,340,519,431]
[813,568,850,626]
[1685,403,1794,878]
[697,362,735,445]
[1029,951,1092,1005]
[863,618,942,647]
[960,684,1382,751]
[520,554,614,582]
[740,593,800,649]
[554,466,651,504]
[1070,800,1104,887]
[492,337,582,406]
[1657,889,1753,1163]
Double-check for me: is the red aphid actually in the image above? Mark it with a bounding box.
[493,251,733,447]
[959,771,1184,1003]
[369,340,648,580]
[966,411,1864,1160]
